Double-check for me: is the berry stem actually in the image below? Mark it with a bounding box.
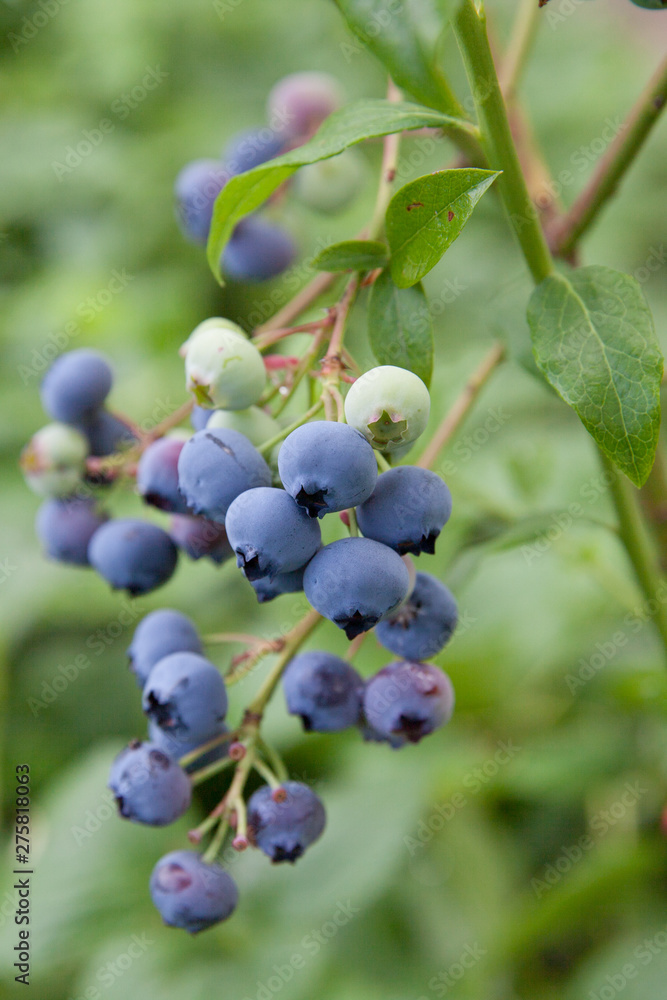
[252,314,335,351]
[375,452,392,473]
[548,51,667,259]
[271,330,328,418]
[257,399,324,455]
[256,736,289,784]
[346,507,359,538]
[252,755,282,790]
[255,272,339,334]
[246,609,322,719]
[202,816,230,864]
[417,341,506,470]
[204,631,261,646]
[189,754,236,788]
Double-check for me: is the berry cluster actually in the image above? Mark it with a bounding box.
[175,71,363,282]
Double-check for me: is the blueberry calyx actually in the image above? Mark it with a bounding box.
[295,486,329,518]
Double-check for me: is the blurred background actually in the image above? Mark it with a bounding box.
[2,0,667,997]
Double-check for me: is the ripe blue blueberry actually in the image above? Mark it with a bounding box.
[148,720,230,773]
[36,497,108,566]
[169,514,234,564]
[282,651,363,732]
[108,739,191,826]
[76,410,137,457]
[137,436,191,514]
[21,423,88,498]
[41,349,113,423]
[150,850,238,933]
[250,566,305,603]
[184,318,267,410]
[223,128,284,174]
[375,573,458,660]
[247,781,326,863]
[362,661,455,747]
[174,159,229,245]
[222,216,296,284]
[294,149,365,214]
[344,365,430,453]
[88,519,178,595]
[268,72,342,139]
[303,536,410,639]
[278,420,377,518]
[177,426,272,523]
[225,487,321,581]
[142,651,228,744]
[191,405,213,432]
[356,466,452,556]
[128,609,204,689]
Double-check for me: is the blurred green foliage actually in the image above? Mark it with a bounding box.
[1,1,667,998]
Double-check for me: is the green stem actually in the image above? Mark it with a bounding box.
[246,609,322,718]
[257,400,324,454]
[202,817,230,864]
[452,0,554,285]
[549,51,667,258]
[598,449,667,660]
[257,736,289,784]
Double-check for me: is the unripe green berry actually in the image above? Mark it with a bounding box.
[206,405,280,446]
[21,423,88,497]
[344,365,430,452]
[184,319,266,410]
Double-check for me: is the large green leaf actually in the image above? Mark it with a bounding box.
[207,99,471,283]
[368,268,433,385]
[386,168,500,287]
[334,0,461,111]
[527,266,663,487]
[312,239,388,273]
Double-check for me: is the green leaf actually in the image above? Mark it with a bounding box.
[207,99,470,283]
[368,268,433,386]
[333,0,461,111]
[386,168,500,287]
[312,240,388,272]
[527,266,663,487]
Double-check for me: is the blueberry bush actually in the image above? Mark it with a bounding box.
[2,0,667,997]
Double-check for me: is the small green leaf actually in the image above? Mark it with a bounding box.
[386,168,500,287]
[527,266,663,487]
[312,240,388,273]
[207,99,470,284]
[334,0,462,111]
[368,269,433,386]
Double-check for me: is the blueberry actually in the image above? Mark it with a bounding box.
[247,781,326,863]
[76,410,137,457]
[223,128,284,174]
[278,421,377,518]
[88,519,178,595]
[169,514,234,565]
[136,436,190,513]
[303,537,410,639]
[148,721,230,773]
[225,487,321,581]
[184,318,266,410]
[191,405,213,431]
[207,405,280,447]
[356,466,452,556]
[21,423,88,498]
[268,72,342,139]
[150,850,238,933]
[174,159,229,245]
[177,427,272,523]
[362,661,455,747]
[127,609,203,689]
[250,566,305,603]
[41,349,113,423]
[282,651,363,732]
[375,573,458,660]
[294,149,365,214]
[222,216,296,284]
[36,497,108,566]
[108,739,191,826]
[344,365,430,453]
[142,651,228,744]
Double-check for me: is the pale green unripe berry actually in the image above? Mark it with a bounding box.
[207,405,280,446]
[344,366,430,452]
[184,319,266,410]
[21,422,88,497]
[294,149,366,214]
